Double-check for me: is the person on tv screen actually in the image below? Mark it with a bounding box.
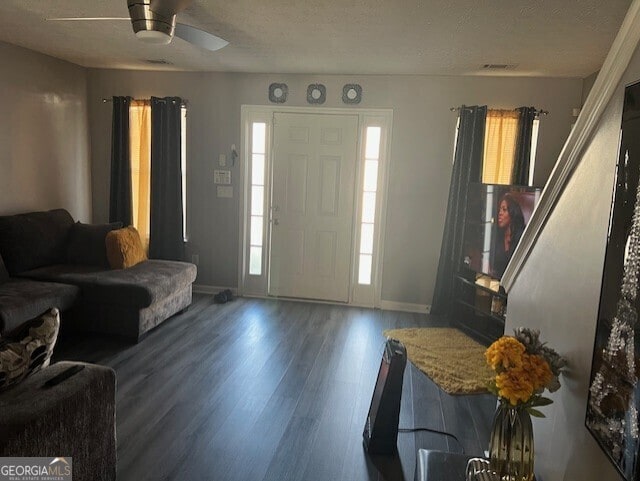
[493,193,525,279]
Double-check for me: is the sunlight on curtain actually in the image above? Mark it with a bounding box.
[129,100,151,250]
[482,109,519,184]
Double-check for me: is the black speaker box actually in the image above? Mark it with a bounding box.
[363,338,407,455]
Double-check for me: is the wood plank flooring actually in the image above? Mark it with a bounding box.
[54,295,496,481]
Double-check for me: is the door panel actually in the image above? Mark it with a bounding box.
[269,113,359,302]
[319,156,340,215]
[286,154,308,214]
[316,230,337,278]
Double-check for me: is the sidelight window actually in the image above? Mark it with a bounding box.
[358,126,381,285]
[249,122,266,275]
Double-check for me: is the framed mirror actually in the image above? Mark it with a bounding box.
[586,78,640,481]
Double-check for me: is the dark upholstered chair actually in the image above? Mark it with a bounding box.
[0,362,117,481]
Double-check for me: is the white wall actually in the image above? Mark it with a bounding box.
[87,70,582,301]
[506,44,640,481]
[0,42,91,221]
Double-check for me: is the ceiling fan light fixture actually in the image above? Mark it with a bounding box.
[128,0,176,43]
[135,29,172,44]
[49,0,229,53]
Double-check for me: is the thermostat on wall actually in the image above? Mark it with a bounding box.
[214,170,231,185]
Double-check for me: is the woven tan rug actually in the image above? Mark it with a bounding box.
[383,327,494,395]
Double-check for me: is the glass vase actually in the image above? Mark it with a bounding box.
[488,402,534,481]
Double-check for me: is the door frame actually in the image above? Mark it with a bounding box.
[238,105,393,308]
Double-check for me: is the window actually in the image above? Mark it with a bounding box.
[528,119,540,187]
[129,100,151,247]
[358,126,382,285]
[129,100,188,249]
[482,110,519,184]
[181,106,187,241]
[249,122,266,275]
[481,109,539,185]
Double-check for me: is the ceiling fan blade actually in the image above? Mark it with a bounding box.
[47,17,130,21]
[174,23,228,52]
[150,0,192,17]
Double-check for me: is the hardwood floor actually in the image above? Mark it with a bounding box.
[54,295,496,481]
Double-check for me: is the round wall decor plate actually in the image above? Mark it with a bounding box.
[269,83,288,103]
[342,84,362,104]
[307,84,326,104]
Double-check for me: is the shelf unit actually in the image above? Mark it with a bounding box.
[453,270,506,345]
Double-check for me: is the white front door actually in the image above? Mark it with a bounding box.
[269,113,359,302]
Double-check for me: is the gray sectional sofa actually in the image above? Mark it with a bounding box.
[0,361,117,481]
[0,209,197,341]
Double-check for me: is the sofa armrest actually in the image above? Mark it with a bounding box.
[0,361,116,481]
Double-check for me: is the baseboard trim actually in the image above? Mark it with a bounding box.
[379,300,431,314]
[196,289,429,314]
[192,284,237,295]
[242,294,352,307]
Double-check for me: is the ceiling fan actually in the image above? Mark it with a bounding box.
[48,0,228,52]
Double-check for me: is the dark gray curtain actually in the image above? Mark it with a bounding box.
[109,96,133,225]
[512,106,537,185]
[149,97,185,261]
[431,106,487,316]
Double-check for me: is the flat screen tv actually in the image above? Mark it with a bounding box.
[462,183,541,280]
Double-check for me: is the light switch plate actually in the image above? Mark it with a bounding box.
[218,154,226,167]
[217,185,233,198]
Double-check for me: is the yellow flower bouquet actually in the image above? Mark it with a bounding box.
[485,328,567,416]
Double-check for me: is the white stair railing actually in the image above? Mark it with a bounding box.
[502,0,640,292]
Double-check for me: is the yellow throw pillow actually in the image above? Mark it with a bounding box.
[105,226,147,269]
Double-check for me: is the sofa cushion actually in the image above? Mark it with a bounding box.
[0,209,74,275]
[0,254,8,285]
[19,260,197,309]
[105,226,147,269]
[0,308,60,391]
[0,280,79,337]
[66,221,123,267]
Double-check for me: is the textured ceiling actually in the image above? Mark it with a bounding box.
[0,0,632,76]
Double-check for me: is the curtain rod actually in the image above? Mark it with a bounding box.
[449,106,549,116]
[102,97,189,107]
